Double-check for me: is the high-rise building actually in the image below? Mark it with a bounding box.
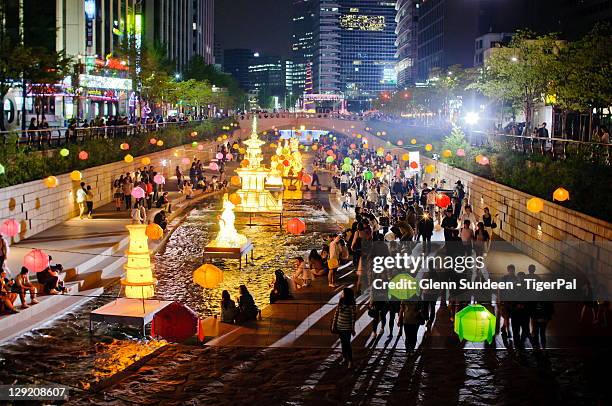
[313,1,341,94]
[248,55,285,109]
[395,0,419,86]
[214,39,223,68]
[291,0,317,95]
[224,48,255,90]
[338,0,397,110]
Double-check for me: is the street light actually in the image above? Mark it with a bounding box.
[465,112,480,126]
[174,73,181,81]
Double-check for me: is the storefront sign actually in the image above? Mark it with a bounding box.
[79,74,132,91]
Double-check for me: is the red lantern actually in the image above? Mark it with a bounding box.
[78,151,89,160]
[301,173,312,185]
[409,161,418,169]
[283,159,290,167]
[286,218,306,235]
[435,193,451,208]
[0,219,20,237]
[151,302,198,343]
[23,249,49,273]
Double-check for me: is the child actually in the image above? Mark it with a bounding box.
[292,257,312,289]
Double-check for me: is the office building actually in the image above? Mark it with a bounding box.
[214,39,223,68]
[474,32,513,66]
[248,55,285,109]
[224,48,255,90]
[291,0,317,95]
[395,0,419,86]
[313,1,341,94]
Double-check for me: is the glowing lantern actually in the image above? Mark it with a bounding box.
[232,143,239,149]
[363,171,374,180]
[0,219,20,237]
[122,225,156,299]
[230,175,241,186]
[325,156,334,163]
[149,138,157,145]
[270,143,277,149]
[311,144,318,151]
[456,148,466,157]
[409,161,419,169]
[283,159,291,166]
[197,144,204,151]
[192,141,198,147]
[120,143,130,150]
[209,162,219,171]
[397,140,404,146]
[401,153,410,161]
[70,170,82,181]
[222,134,228,140]
[435,193,451,208]
[216,152,224,160]
[424,164,435,173]
[301,174,312,185]
[286,218,306,235]
[216,136,222,142]
[124,154,134,163]
[0,164,4,175]
[191,131,198,137]
[131,186,146,199]
[239,147,246,154]
[156,140,164,147]
[343,157,352,165]
[78,151,89,160]
[145,223,164,240]
[276,163,285,172]
[411,138,417,144]
[341,163,351,172]
[228,193,241,205]
[553,187,570,202]
[442,149,452,158]
[193,263,224,289]
[350,143,356,149]
[326,150,334,156]
[43,176,58,188]
[59,148,69,157]
[425,144,433,152]
[478,156,490,165]
[376,147,384,156]
[141,157,151,165]
[153,174,165,185]
[475,154,483,163]
[454,304,496,344]
[241,159,249,167]
[23,249,50,273]
[385,154,393,162]
[526,197,544,213]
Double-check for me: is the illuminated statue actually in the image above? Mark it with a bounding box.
[208,194,248,248]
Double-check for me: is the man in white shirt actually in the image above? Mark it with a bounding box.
[75,182,87,219]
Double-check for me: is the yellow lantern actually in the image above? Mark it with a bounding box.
[121,225,156,299]
[141,157,151,165]
[124,154,134,163]
[156,140,164,147]
[475,154,484,163]
[425,164,435,174]
[401,153,410,161]
[230,175,241,186]
[425,144,433,152]
[442,149,452,158]
[239,147,246,154]
[526,197,544,213]
[410,138,417,144]
[70,170,82,181]
[552,187,570,202]
[217,136,223,142]
[232,143,239,149]
[357,134,362,139]
[43,176,58,188]
[222,134,228,140]
[193,263,223,288]
[228,193,242,205]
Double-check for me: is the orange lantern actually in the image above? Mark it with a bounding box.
[283,159,290,167]
[70,170,82,181]
[141,157,151,165]
[124,154,134,163]
[230,175,241,186]
[436,193,451,208]
[326,150,334,156]
[553,187,570,202]
[442,149,452,158]
[286,218,306,235]
[228,193,241,205]
[149,138,157,145]
[424,164,435,174]
[301,173,312,185]
[78,151,89,160]
[311,144,318,151]
[241,159,250,167]
[409,161,418,169]
[193,263,224,288]
[120,142,130,150]
[350,143,356,149]
[276,163,285,172]
[145,223,164,240]
[526,197,544,213]
[385,154,393,162]
[43,176,58,188]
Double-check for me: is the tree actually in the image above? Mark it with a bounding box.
[185,55,246,110]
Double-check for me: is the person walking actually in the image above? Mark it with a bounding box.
[331,288,357,369]
[328,234,341,288]
[85,185,94,218]
[76,182,87,219]
[122,179,133,210]
[398,299,425,351]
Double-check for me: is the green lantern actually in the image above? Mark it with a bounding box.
[387,273,418,300]
[192,141,198,147]
[363,170,374,180]
[326,155,334,163]
[341,163,351,172]
[343,157,352,165]
[59,148,69,157]
[454,304,496,344]
[0,163,5,175]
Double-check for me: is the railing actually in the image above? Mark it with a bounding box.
[236,113,367,121]
[1,120,208,149]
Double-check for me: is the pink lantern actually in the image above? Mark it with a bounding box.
[23,249,49,273]
[456,148,466,157]
[78,151,89,160]
[153,174,165,185]
[0,219,20,237]
[209,162,219,171]
[131,186,146,199]
[226,153,233,161]
[479,156,490,165]
[181,157,191,165]
[197,144,204,151]
[216,152,224,160]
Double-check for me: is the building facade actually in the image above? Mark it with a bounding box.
[248,55,285,109]
[291,0,316,96]
[474,32,513,66]
[313,0,342,95]
[394,0,419,86]
[223,48,254,90]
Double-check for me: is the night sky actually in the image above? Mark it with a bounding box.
[215,0,293,58]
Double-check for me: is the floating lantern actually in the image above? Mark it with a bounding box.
[192,141,198,147]
[141,157,151,165]
[239,147,246,154]
[120,143,130,150]
[283,159,291,166]
[325,156,334,163]
[156,140,164,147]
[341,163,351,172]
[385,154,393,162]
[145,223,164,240]
[153,174,165,185]
[350,143,356,149]
[425,144,433,152]
[131,186,146,199]
[78,151,89,160]
[436,193,451,208]
[326,149,334,156]
[411,138,417,144]
[241,159,249,167]
[216,152,224,160]
[228,193,241,205]
[526,197,544,213]
[343,157,352,165]
[230,175,241,186]
[149,138,157,145]
[424,164,435,173]
[454,304,496,344]
[122,225,156,299]
[376,147,384,156]
[23,249,49,273]
[59,148,69,157]
[181,157,191,165]
[193,263,223,289]
[124,154,134,163]
[232,143,239,149]
[479,156,490,165]
[0,219,20,237]
[43,176,58,188]
[553,187,570,202]
[70,170,82,181]
[401,153,410,161]
[409,161,419,169]
[442,149,452,158]
[286,218,306,235]
[456,148,466,157]
[363,170,374,180]
[209,162,219,171]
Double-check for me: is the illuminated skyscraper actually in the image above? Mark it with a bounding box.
[291,0,316,95]
[395,0,419,86]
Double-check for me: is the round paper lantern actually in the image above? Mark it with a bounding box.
[70,170,82,181]
[478,156,490,165]
[454,304,496,343]
[153,174,165,185]
[192,141,198,147]
[216,152,224,160]
[526,197,544,213]
[226,153,233,160]
[435,193,451,208]
[286,218,306,235]
[43,176,58,188]
[475,154,483,163]
[229,193,241,205]
[326,149,333,156]
[442,149,452,158]
[191,131,198,137]
[300,173,311,184]
[209,162,219,171]
[385,154,393,162]
[357,134,362,139]
[270,143,277,149]
[341,163,351,172]
[180,157,190,165]
[350,143,356,149]
[149,138,157,145]
[230,175,241,186]
[141,157,151,165]
[325,156,334,163]
[282,159,290,166]
[232,143,239,149]
[131,186,146,199]
[241,159,250,167]
[397,140,404,146]
[120,143,130,150]
[222,134,228,140]
[156,140,164,147]
[363,171,374,180]
[23,249,50,273]
[217,136,223,142]
[275,163,284,172]
[193,263,224,288]
[343,157,352,165]
[376,147,384,156]
[124,154,134,163]
[424,164,435,173]
[311,144,318,151]
[401,153,410,161]
[410,138,417,144]
[456,148,466,157]
[409,161,419,169]
[0,219,20,237]
[78,151,89,160]
[145,223,164,240]
[553,187,570,202]
[59,148,69,157]
[197,144,204,151]
[425,144,433,152]
[239,147,246,154]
